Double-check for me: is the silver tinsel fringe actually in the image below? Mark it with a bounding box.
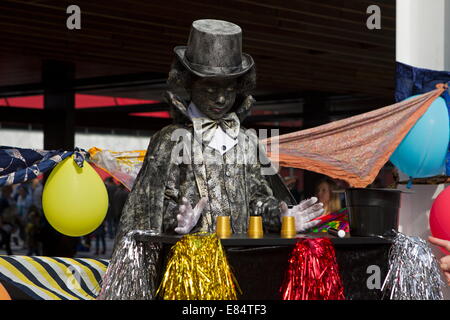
[97,230,161,300]
[381,231,444,300]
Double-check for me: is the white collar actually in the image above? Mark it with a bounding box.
[187,102,238,155]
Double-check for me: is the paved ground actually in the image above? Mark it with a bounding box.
[0,232,115,260]
[73,237,115,260]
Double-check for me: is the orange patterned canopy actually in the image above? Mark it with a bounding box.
[263,84,447,188]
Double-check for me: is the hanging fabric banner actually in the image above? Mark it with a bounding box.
[88,147,145,191]
[263,85,446,187]
[0,147,88,187]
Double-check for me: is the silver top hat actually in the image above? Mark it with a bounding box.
[174,19,254,78]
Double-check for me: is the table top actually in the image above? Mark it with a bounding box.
[133,232,392,246]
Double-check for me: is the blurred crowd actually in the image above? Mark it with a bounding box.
[0,176,129,257]
[0,168,393,257]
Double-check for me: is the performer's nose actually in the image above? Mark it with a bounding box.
[216,95,225,105]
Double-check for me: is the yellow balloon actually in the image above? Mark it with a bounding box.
[42,156,108,237]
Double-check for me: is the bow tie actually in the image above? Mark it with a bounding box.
[191,112,240,145]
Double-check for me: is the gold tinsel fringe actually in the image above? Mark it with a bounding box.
[157,232,241,300]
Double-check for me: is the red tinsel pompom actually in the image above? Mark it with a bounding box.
[280,238,345,300]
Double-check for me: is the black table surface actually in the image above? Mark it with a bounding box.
[137,232,392,300]
[134,232,392,246]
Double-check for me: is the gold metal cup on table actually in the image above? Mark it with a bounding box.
[247,216,264,238]
[280,216,296,238]
[216,216,232,238]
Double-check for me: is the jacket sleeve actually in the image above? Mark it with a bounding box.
[161,162,180,234]
[113,127,177,250]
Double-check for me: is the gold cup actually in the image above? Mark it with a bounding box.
[216,216,232,238]
[280,216,296,238]
[247,216,264,238]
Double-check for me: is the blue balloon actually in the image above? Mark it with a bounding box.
[390,96,449,178]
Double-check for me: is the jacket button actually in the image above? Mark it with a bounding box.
[222,145,226,151]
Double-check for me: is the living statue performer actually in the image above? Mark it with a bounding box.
[114,19,324,248]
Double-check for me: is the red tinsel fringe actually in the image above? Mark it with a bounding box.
[280,238,345,300]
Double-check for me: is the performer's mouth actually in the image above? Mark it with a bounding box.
[211,107,225,113]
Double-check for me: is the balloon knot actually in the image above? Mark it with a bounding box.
[73,147,89,168]
[406,177,413,189]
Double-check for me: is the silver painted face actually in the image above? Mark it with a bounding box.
[190,77,237,120]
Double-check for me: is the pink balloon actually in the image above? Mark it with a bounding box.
[430,186,450,255]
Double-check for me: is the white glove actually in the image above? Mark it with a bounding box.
[280,197,324,233]
[174,197,208,234]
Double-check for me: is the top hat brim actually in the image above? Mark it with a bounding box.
[174,46,254,78]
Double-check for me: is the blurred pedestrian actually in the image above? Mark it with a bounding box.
[0,187,10,215]
[111,183,129,243]
[0,216,14,255]
[0,186,18,254]
[312,177,349,234]
[94,222,106,255]
[104,177,118,240]
[25,207,41,256]
[315,178,342,215]
[30,178,43,214]
[15,185,32,247]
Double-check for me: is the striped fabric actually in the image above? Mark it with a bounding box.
[0,255,108,300]
[0,146,88,187]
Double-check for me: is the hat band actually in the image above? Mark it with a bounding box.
[184,56,243,75]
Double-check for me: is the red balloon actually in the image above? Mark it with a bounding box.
[430,186,450,255]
